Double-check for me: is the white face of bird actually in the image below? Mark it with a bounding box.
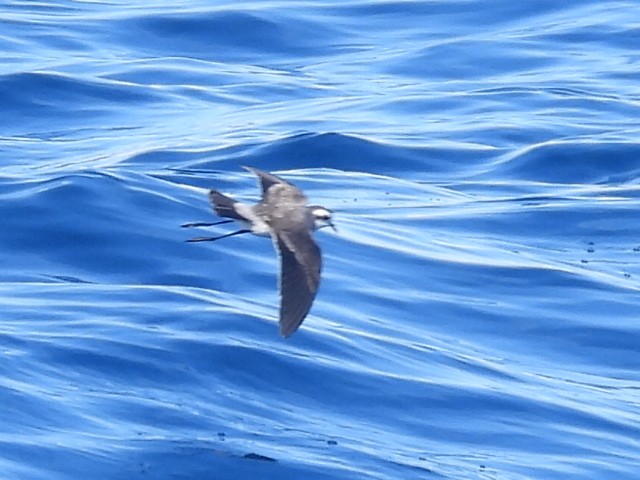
[311,206,336,231]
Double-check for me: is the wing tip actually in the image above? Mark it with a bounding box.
[279,308,306,338]
[242,165,263,177]
[280,329,293,339]
[279,322,300,339]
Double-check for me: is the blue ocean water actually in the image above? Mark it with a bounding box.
[1,1,640,478]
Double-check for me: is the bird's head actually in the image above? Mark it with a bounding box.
[309,206,336,232]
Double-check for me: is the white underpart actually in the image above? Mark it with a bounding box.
[234,203,271,236]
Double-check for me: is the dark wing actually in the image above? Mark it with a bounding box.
[274,230,322,338]
[243,166,294,196]
[209,190,245,221]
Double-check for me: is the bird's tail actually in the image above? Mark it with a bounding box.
[209,190,245,221]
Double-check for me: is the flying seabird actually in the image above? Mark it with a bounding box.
[183,167,334,338]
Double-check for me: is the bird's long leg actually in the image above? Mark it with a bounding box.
[186,229,251,243]
[181,220,234,228]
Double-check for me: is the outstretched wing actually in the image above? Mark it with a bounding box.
[243,166,294,197]
[274,230,322,338]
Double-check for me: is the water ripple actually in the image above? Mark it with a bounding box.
[1,1,640,479]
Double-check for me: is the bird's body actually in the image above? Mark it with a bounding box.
[184,167,334,338]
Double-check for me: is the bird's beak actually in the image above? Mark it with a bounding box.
[328,220,337,232]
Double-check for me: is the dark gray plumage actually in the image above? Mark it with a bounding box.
[183,167,334,338]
